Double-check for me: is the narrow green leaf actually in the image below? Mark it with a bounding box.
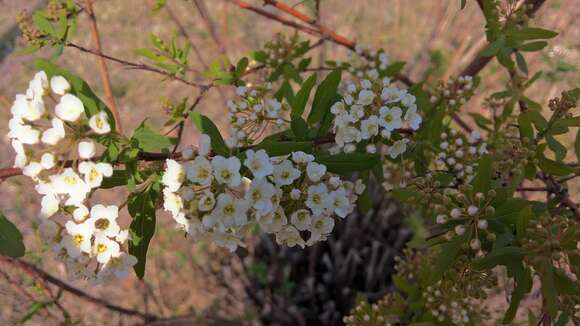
[539,263,558,316]
[0,213,25,258]
[32,12,55,37]
[382,61,406,77]
[314,153,379,174]
[307,69,342,124]
[189,112,229,155]
[235,57,249,77]
[472,246,524,270]
[128,183,161,279]
[427,233,467,285]
[519,41,548,52]
[252,140,313,156]
[291,74,317,116]
[100,170,129,189]
[506,27,558,41]
[546,135,567,161]
[515,52,528,75]
[472,154,492,193]
[518,112,534,139]
[537,155,574,176]
[290,114,309,141]
[503,265,532,323]
[480,36,505,57]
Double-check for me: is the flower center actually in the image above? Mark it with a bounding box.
[95,218,110,230]
[73,234,84,246]
[96,243,107,253]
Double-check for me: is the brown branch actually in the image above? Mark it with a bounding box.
[227,0,321,37]
[538,172,579,219]
[83,0,122,134]
[67,43,209,89]
[0,256,158,322]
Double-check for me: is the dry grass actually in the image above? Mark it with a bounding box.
[0,0,578,324]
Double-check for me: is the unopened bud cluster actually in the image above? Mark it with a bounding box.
[435,129,488,182]
[226,84,288,147]
[435,187,497,255]
[430,76,476,109]
[342,46,391,80]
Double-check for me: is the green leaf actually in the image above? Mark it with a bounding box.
[274,80,295,103]
[132,122,176,152]
[189,112,229,155]
[128,183,161,279]
[515,52,528,75]
[539,263,558,316]
[314,153,379,174]
[307,69,342,125]
[32,12,55,37]
[518,112,534,139]
[494,198,529,224]
[0,213,25,258]
[290,114,309,141]
[519,41,548,52]
[553,268,580,295]
[35,59,116,131]
[480,35,505,57]
[382,61,406,77]
[291,74,317,116]
[553,116,580,128]
[235,57,249,77]
[506,27,558,41]
[546,135,567,161]
[472,154,492,193]
[56,10,68,39]
[252,140,313,156]
[472,246,524,270]
[100,170,129,189]
[427,233,467,285]
[537,155,574,176]
[503,265,533,323]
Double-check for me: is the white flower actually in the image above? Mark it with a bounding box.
[360,79,372,89]
[330,101,347,115]
[51,168,91,204]
[163,188,184,217]
[357,89,375,106]
[468,130,481,144]
[92,235,120,264]
[11,94,45,121]
[73,205,90,222]
[50,76,71,95]
[99,252,137,279]
[244,149,274,178]
[182,146,194,159]
[211,232,244,252]
[246,178,277,216]
[260,207,287,233]
[78,140,96,159]
[87,204,120,238]
[387,138,409,159]
[40,153,55,170]
[450,208,462,219]
[9,118,40,144]
[306,183,330,216]
[197,191,216,212]
[360,115,380,139]
[290,209,311,231]
[205,193,249,228]
[307,215,335,244]
[306,162,327,182]
[236,86,247,96]
[89,112,111,134]
[11,140,27,168]
[273,160,301,186]
[198,134,212,156]
[328,188,353,218]
[162,159,185,192]
[40,194,60,218]
[41,118,66,145]
[185,156,212,185]
[23,162,43,179]
[379,106,402,131]
[55,94,84,122]
[28,71,48,97]
[275,225,305,248]
[212,156,241,187]
[62,220,94,258]
[404,106,422,130]
[381,87,401,103]
[354,179,366,195]
[78,161,113,188]
[467,206,479,216]
[291,151,315,164]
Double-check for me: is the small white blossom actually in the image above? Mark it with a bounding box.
[78,140,96,159]
[244,149,274,178]
[55,94,84,122]
[89,112,111,134]
[212,156,242,187]
[50,76,71,95]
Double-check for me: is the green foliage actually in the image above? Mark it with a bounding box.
[128,180,162,279]
[136,33,191,76]
[189,112,229,155]
[131,121,176,152]
[0,213,25,258]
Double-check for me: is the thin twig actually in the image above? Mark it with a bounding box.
[67,43,209,89]
[83,0,122,134]
[0,257,158,322]
[192,0,228,57]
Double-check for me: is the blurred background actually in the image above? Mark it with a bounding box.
[0,0,578,324]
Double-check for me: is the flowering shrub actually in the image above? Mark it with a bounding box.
[1,0,579,324]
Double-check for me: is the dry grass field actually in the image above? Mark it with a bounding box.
[0,0,578,324]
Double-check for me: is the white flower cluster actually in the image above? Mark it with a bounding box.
[434,129,488,182]
[7,71,136,282]
[345,46,391,80]
[226,85,289,147]
[430,76,475,108]
[162,135,365,252]
[330,77,421,157]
